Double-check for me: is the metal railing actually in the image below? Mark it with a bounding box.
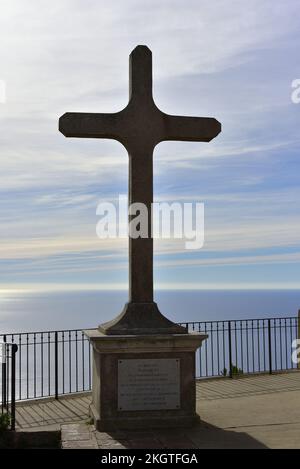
[0,315,298,403]
[1,342,18,430]
[180,317,299,379]
[0,330,91,402]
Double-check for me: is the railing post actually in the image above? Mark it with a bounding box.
[268,319,272,375]
[297,309,300,369]
[10,344,18,431]
[2,335,7,409]
[228,321,233,378]
[54,332,58,400]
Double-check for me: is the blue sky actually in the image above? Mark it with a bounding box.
[0,0,300,292]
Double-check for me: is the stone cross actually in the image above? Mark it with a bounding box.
[59,45,221,335]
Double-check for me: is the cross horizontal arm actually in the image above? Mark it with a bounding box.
[59,112,121,140]
[161,114,221,143]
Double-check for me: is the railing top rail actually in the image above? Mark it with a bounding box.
[0,327,98,338]
[179,316,298,325]
[0,315,298,338]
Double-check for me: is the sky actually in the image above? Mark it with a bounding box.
[0,0,300,292]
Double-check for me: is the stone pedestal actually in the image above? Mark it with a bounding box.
[84,330,207,431]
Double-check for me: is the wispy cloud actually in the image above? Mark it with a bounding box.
[0,1,299,288]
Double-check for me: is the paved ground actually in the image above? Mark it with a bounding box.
[16,393,90,431]
[16,371,300,449]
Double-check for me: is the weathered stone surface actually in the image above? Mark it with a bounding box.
[99,302,187,335]
[84,330,207,431]
[59,46,221,335]
[61,423,98,449]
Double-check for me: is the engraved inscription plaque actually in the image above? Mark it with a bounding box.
[118,358,180,411]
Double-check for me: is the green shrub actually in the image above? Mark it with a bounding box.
[0,412,11,432]
[221,364,243,377]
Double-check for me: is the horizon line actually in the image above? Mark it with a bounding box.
[1,283,300,295]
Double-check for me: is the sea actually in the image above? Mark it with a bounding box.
[1,289,300,334]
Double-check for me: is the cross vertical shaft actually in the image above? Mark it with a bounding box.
[128,47,154,303]
[129,149,153,303]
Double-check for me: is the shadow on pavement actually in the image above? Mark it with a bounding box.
[104,420,268,449]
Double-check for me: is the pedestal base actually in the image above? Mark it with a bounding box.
[84,330,207,431]
[99,302,187,335]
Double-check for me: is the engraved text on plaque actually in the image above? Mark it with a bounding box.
[118,358,180,411]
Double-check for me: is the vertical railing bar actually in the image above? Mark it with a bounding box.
[62,332,65,394]
[268,319,272,375]
[41,333,44,397]
[10,344,17,431]
[216,322,220,377]
[211,322,214,376]
[75,331,78,392]
[55,331,58,400]
[234,321,238,371]
[204,323,208,377]
[33,333,36,398]
[290,318,293,369]
[228,321,233,378]
[82,332,85,391]
[26,334,29,400]
[88,339,91,390]
[18,335,21,400]
[69,331,72,394]
[257,320,260,372]
[285,318,288,370]
[263,320,266,372]
[252,320,255,373]
[246,320,249,373]
[274,319,278,371]
[2,335,7,408]
[280,319,283,370]
[240,320,243,373]
[1,344,3,413]
[198,323,202,378]
[48,332,51,397]
[222,321,225,375]
[6,344,10,411]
